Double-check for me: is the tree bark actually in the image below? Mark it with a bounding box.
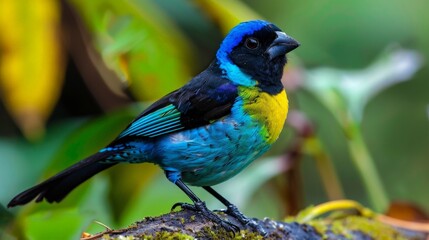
[83,209,428,239]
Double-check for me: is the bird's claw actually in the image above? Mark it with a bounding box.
[224,204,268,237]
[171,202,196,211]
[171,201,240,234]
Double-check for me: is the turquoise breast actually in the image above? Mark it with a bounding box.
[155,97,271,186]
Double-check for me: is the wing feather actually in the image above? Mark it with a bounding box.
[116,63,238,140]
[118,104,183,138]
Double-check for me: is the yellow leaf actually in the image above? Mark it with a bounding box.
[0,0,64,140]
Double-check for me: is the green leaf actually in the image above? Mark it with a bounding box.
[0,120,84,206]
[70,0,192,100]
[23,174,113,239]
[119,171,189,227]
[35,106,141,210]
[49,106,141,171]
[25,208,85,240]
[0,204,13,227]
[302,47,422,122]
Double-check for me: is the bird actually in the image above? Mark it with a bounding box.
[8,20,299,234]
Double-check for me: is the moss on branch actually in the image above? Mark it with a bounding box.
[82,208,428,240]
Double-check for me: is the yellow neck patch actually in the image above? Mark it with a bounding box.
[239,87,288,144]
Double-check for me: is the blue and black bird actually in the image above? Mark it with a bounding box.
[8,20,299,233]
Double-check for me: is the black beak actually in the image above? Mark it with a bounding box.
[266,31,300,60]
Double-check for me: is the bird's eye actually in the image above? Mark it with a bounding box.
[245,37,259,50]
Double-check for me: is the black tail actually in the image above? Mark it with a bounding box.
[8,151,118,207]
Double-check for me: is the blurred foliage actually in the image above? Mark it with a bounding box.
[0,0,428,239]
[0,0,64,140]
[70,0,192,101]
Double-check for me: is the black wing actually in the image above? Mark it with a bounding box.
[116,63,238,140]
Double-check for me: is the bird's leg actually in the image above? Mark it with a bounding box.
[203,186,267,236]
[174,180,240,233]
[165,170,239,233]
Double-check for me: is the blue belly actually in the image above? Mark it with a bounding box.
[105,100,273,186]
[154,109,270,186]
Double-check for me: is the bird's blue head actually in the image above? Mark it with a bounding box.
[215,20,299,91]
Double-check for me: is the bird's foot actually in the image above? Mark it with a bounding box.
[218,204,267,236]
[172,201,240,234]
[171,202,195,212]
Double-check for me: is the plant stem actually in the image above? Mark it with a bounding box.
[346,122,388,212]
[305,136,344,200]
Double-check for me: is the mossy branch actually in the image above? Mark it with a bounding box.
[82,209,428,240]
